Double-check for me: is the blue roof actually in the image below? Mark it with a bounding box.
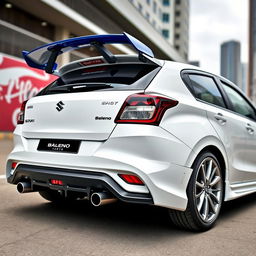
[22,32,154,73]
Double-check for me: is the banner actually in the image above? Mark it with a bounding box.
[0,53,56,131]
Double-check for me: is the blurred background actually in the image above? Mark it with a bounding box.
[0,0,255,132]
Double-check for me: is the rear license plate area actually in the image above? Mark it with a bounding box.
[37,139,81,153]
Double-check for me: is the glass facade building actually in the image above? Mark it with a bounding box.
[129,0,189,61]
[220,40,241,86]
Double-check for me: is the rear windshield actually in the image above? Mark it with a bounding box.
[38,63,160,95]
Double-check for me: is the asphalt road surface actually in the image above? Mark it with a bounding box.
[0,139,256,256]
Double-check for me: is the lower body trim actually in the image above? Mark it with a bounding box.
[8,164,153,205]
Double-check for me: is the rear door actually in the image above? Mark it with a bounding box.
[219,80,256,183]
[185,72,251,184]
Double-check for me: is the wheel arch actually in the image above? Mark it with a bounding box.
[186,136,229,188]
[191,145,226,182]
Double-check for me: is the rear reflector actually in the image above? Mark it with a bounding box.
[115,93,178,125]
[118,174,144,185]
[11,162,17,169]
[50,179,64,185]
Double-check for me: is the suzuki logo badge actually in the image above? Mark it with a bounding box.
[56,101,65,112]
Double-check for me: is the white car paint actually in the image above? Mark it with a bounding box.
[6,56,256,211]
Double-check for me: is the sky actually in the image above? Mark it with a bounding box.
[189,0,248,75]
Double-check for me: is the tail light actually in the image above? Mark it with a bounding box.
[50,179,64,185]
[17,100,28,125]
[115,94,178,125]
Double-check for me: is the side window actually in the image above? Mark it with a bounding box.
[188,75,226,108]
[221,82,256,120]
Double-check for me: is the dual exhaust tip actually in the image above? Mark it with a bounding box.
[17,181,33,193]
[17,182,117,206]
[90,192,117,207]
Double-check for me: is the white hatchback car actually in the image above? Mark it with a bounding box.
[6,33,256,231]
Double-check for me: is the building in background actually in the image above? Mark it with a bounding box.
[220,40,241,86]
[248,0,256,102]
[173,0,189,60]
[0,0,188,65]
[131,0,189,60]
[241,63,248,94]
[0,0,190,131]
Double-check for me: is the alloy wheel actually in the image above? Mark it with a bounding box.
[195,157,223,223]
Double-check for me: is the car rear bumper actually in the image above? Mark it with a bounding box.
[7,125,193,211]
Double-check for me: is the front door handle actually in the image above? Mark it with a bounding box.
[246,123,254,134]
[214,113,227,124]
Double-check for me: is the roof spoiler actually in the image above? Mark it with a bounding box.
[22,32,155,74]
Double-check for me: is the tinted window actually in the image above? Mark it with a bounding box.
[162,13,169,23]
[162,29,169,38]
[188,75,226,108]
[221,82,256,119]
[163,0,170,6]
[38,64,160,95]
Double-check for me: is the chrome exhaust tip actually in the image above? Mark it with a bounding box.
[17,182,33,193]
[90,192,117,207]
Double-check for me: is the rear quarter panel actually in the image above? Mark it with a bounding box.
[146,62,229,170]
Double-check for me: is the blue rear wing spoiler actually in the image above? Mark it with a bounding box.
[22,32,154,74]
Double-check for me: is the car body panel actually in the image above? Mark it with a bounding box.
[206,103,256,183]
[22,90,142,141]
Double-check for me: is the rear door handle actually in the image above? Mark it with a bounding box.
[246,123,254,134]
[214,113,226,124]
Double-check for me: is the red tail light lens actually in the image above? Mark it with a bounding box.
[50,179,64,185]
[115,94,178,125]
[11,162,17,169]
[118,174,144,185]
[17,100,28,125]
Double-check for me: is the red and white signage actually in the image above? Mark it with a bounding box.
[0,53,56,131]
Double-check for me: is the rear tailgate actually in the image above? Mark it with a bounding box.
[22,90,142,140]
[20,54,161,141]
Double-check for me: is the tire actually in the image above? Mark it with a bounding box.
[38,189,79,204]
[169,151,224,231]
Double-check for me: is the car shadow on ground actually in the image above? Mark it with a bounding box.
[12,199,184,239]
[220,192,256,220]
[10,192,256,238]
